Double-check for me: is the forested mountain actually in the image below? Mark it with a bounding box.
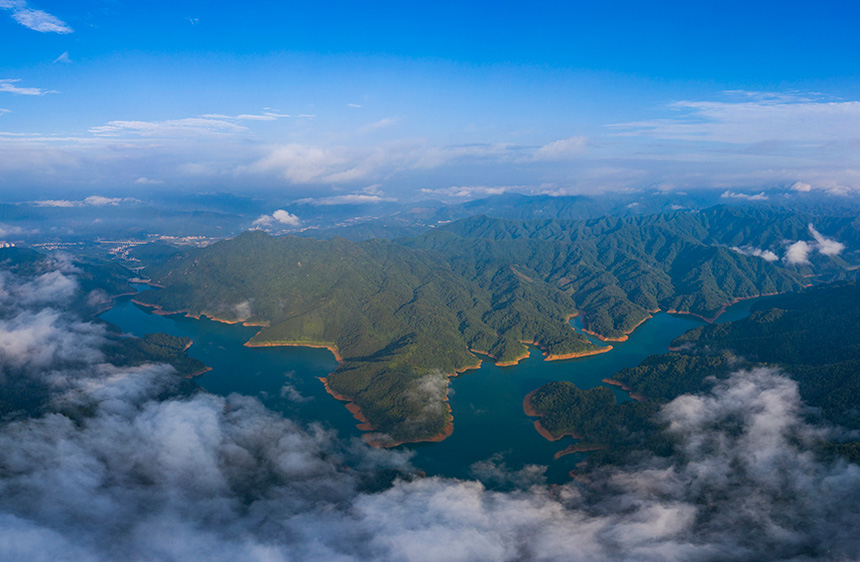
[134,206,858,445]
[135,230,604,445]
[526,282,860,467]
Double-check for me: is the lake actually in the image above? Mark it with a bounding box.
[101,288,767,485]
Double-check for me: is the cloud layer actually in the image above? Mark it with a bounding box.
[1,261,860,561]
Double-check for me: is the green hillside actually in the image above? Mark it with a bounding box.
[135,206,858,445]
[135,230,601,445]
[527,282,860,467]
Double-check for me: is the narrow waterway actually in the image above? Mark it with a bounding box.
[102,288,769,485]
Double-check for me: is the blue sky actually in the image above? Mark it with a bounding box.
[1,0,860,201]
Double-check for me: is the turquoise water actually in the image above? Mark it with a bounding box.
[101,290,768,485]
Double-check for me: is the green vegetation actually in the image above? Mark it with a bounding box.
[0,246,135,315]
[106,332,208,379]
[0,248,205,419]
[134,206,859,444]
[136,230,601,444]
[527,282,860,468]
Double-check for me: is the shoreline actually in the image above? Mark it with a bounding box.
[553,443,609,459]
[187,366,213,378]
[666,292,781,323]
[130,299,270,329]
[602,378,647,402]
[245,340,344,362]
[523,339,613,362]
[522,389,582,442]
[581,312,655,342]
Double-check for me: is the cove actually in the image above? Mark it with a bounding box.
[101,287,769,486]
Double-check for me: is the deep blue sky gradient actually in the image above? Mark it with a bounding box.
[1,1,859,198]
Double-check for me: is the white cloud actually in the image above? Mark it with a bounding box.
[134,177,163,185]
[33,196,129,208]
[32,199,75,208]
[791,181,812,192]
[721,190,769,201]
[83,196,122,206]
[0,78,55,96]
[808,224,845,257]
[359,117,398,133]
[52,51,71,64]
[610,92,860,145]
[731,245,779,262]
[200,112,290,121]
[0,108,9,115]
[347,103,362,108]
[295,194,395,206]
[249,140,517,185]
[253,209,301,227]
[421,185,520,198]
[784,240,811,265]
[0,0,72,33]
[532,136,588,161]
[90,117,248,138]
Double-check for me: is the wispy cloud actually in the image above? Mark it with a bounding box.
[783,224,845,265]
[721,190,768,201]
[32,196,132,208]
[90,117,248,138]
[808,224,845,257]
[609,91,860,145]
[732,245,779,262]
[0,78,55,96]
[0,0,72,33]
[200,111,290,121]
[133,177,163,185]
[358,117,398,133]
[52,51,71,64]
[295,193,395,205]
[532,136,588,161]
[249,140,518,185]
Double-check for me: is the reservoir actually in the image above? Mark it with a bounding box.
[101,288,767,486]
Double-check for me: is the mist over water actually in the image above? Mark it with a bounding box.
[102,291,773,485]
[2,270,857,560]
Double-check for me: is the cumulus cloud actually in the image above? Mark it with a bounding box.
[809,223,845,257]
[784,225,845,265]
[731,245,779,262]
[0,0,72,33]
[0,78,55,96]
[252,209,301,227]
[791,181,812,192]
[720,190,769,201]
[785,240,812,265]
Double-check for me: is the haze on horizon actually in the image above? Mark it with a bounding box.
[1,0,860,203]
